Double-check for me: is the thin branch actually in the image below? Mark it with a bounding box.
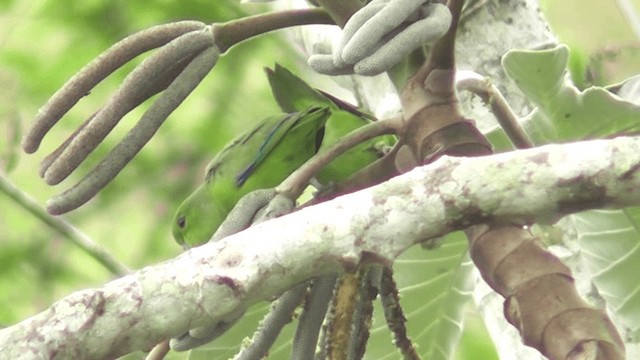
[232,283,308,359]
[414,0,465,82]
[314,0,363,27]
[2,137,640,359]
[277,115,401,199]
[0,173,129,276]
[456,71,534,149]
[214,8,335,52]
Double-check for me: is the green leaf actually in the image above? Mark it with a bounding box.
[569,209,640,341]
[502,44,640,143]
[368,232,474,359]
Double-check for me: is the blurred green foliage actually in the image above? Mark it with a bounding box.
[541,0,640,87]
[0,0,287,324]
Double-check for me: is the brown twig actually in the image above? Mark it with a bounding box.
[277,115,401,199]
[313,0,363,27]
[214,8,334,52]
[456,73,534,149]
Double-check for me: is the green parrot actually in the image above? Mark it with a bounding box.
[172,106,330,248]
[265,63,396,184]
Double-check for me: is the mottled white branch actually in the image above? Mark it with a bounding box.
[2,137,640,359]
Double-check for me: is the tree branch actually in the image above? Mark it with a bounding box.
[2,137,640,359]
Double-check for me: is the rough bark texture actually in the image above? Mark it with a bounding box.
[1,137,639,359]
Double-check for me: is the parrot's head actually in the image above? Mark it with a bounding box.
[172,185,227,249]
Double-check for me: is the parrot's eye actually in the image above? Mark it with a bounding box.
[177,216,186,229]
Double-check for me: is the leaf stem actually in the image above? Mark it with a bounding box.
[414,0,465,82]
[456,72,534,149]
[234,283,309,360]
[214,8,335,52]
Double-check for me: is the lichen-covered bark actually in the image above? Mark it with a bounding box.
[1,137,639,359]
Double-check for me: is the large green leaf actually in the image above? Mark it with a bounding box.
[568,209,640,341]
[502,45,640,143]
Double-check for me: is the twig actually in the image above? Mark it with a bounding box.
[233,283,309,360]
[314,0,363,27]
[277,116,400,198]
[456,71,534,149]
[214,8,334,52]
[0,173,129,276]
[413,0,465,82]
